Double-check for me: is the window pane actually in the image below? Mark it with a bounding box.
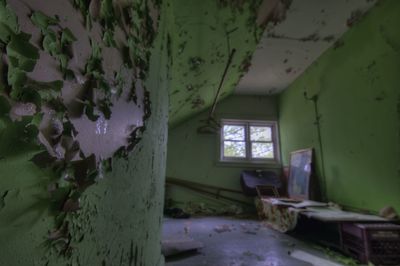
[251,142,274,158]
[224,141,246,157]
[250,126,272,141]
[223,125,245,140]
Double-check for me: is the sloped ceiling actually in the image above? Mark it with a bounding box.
[166,0,273,127]
[236,0,377,94]
[167,0,377,126]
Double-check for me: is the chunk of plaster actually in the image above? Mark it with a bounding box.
[9,102,36,121]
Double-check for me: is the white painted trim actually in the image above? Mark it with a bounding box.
[218,119,281,164]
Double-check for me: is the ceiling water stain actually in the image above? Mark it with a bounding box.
[323,35,335,42]
[299,33,320,42]
[347,9,365,27]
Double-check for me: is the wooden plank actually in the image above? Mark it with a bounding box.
[301,207,389,222]
[166,177,251,206]
[166,177,243,194]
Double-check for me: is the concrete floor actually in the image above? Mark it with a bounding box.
[162,216,348,266]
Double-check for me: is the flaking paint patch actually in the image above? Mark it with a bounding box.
[0,0,169,265]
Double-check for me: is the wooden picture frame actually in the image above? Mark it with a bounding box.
[287,148,313,200]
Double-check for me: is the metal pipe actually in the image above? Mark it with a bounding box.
[208,48,236,118]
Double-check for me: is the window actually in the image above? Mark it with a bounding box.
[220,120,279,163]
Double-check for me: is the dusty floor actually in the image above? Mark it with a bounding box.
[162,216,351,266]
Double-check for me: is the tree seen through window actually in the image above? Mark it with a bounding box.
[221,121,278,162]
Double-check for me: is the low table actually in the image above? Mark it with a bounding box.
[256,197,390,233]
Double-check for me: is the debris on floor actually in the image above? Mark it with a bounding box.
[239,222,261,235]
[281,239,296,248]
[164,208,191,219]
[242,250,265,262]
[213,224,233,233]
[312,245,359,266]
[161,238,204,257]
[379,205,399,220]
[183,201,245,217]
[163,217,359,266]
[183,221,191,235]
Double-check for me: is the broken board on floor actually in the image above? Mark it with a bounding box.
[161,238,203,257]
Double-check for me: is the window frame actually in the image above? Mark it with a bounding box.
[219,119,280,164]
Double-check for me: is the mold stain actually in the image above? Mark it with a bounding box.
[323,35,335,42]
[128,240,134,266]
[191,97,205,109]
[346,9,365,27]
[240,54,252,73]
[177,41,186,55]
[188,56,204,72]
[0,190,9,211]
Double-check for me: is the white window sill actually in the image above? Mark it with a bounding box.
[214,160,281,169]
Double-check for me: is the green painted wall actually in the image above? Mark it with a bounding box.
[166,95,279,213]
[279,0,400,213]
[0,1,169,265]
[166,0,267,127]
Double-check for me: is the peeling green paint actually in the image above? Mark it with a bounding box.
[0,0,169,264]
[0,0,18,41]
[31,11,59,31]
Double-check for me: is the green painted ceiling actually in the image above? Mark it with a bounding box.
[165,0,265,127]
